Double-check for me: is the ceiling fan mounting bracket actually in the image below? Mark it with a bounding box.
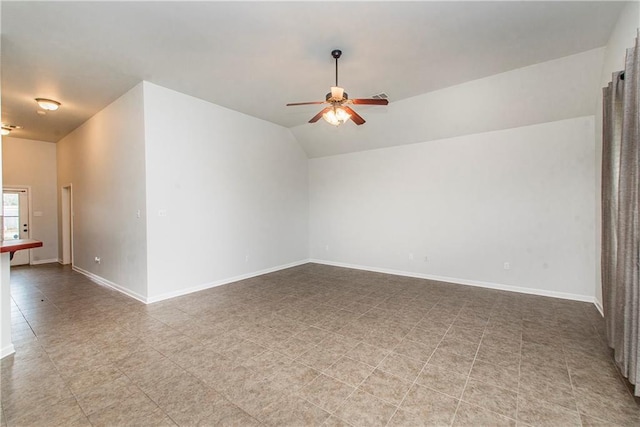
[326,92,348,102]
[331,49,342,59]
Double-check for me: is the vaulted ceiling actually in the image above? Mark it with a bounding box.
[1,1,626,143]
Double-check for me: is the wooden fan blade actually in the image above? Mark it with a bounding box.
[350,99,389,105]
[309,107,331,123]
[343,106,365,125]
[286,101,326,106]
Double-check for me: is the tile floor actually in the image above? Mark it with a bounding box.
[2,263,639,426]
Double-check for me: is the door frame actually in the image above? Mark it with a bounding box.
[3,185,33,265]
[61,184,74,266]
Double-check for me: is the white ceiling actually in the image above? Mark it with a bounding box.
[1,1,626,143]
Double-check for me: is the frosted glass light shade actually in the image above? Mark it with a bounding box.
[322,107,351,126]
[330,86,345,100]
[35,98,61,111]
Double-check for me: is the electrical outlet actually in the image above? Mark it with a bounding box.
[95,257,101,264]
[424,256,428,262]
[503,262,510,270]
[409,253,414,260]
[325,245,329,252]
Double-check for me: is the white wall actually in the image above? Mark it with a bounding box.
[3,137,58,263]
[142,82,308,301]
[310,117,596,300]
[293,48,604,159]
[57,83,148,300]
[594,2,639,308]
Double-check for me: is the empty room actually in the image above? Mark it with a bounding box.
[1,1,639,426]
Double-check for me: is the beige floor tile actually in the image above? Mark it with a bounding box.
[296,326,333,344]
[359,368,412,405]
[387,408,433,426]
[271,336,319,358]
[210,400,260,426]
[427,347,475,376]
[437,336,480,358]
[416,363,468,398]
[75,375,142,416]
[324,356,375,387]
[475,343,521,369]
[297,346,344,371]
[518,372,577,410]
[579,412,625,426]
[462,378,518,418]
[261,394,330,426]
[378,352,425,383]
[574,387,640,426]
[517,395,581,426]
[322,415,354,427]
[143,373,223,424]
[269,360,320,392]
[63,363,122,395]
[401,383,459,425]
[345,342,390,367]
[469,359,519,392]
[87,391,167,426]
[300,373,355,412]
[453,401,516,426]
[333,389,397,427]
[225,377,286,418]
[9,397,85,427]
[241,349,293,378]
[2,376,74,423]
[393,338,437,362]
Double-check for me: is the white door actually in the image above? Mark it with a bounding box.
[3,189,30,266]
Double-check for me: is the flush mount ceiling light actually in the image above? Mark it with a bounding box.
[1,124,22,136]
[286,49,388,126]
[35,98,61,111]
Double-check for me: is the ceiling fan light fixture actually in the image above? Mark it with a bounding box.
[323,106,351,126]
[35,98,61,111]
[286,49,387,126]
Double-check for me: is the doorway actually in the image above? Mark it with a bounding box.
[61,185,73,266]
[2,187,31,266]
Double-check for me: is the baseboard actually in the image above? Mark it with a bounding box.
[146,259,310,304]
[73,260,310,305]
[309,259,596,303]
[31,258,59,265]
[72,265,147,304]
[1,344,15,359]
[594,298,604,317]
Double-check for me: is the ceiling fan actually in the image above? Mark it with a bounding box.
[286,49,388,126]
